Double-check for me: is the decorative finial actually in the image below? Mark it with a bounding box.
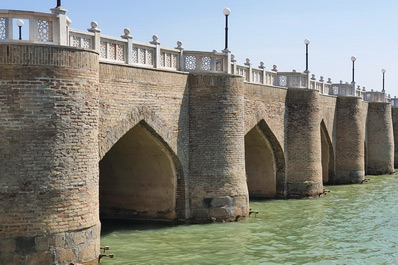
[272,65,278,72]
[121,28,133,39]
[88,21,100,33]
[259,62,265,69]
[213,50,217,53]
[292,69,296,73]
[362,86,366,91]
[175,41,184,50]
[357,85,361,90]
[319,76,324,82]
[150,35,160,45]
[244,58,251,66]
[311,74,316,80]
[231,54,236,62]
[327,78,332,83]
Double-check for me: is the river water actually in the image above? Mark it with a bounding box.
[100,173,398,265]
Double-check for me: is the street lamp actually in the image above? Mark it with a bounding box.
[351,56,356,83]
[382,69,386,92]
[304,39,310,72]
[223,7,231,51]
[16,20,24,40]
[56,0,61,8]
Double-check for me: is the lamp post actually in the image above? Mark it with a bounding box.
[382,69,386,92]
[56,0,61,8]
[16,20,24,40]
[304,39,310,72]
[351,56,356,83]
[223,7,231,51]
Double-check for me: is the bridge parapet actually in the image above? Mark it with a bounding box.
[0,7,70,45]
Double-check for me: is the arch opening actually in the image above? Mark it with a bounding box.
[99,121,177,221]
[320,121,335,184]
[244,120,285,198]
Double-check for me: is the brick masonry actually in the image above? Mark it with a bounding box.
[0,43,396,264]
[367,102,394,174]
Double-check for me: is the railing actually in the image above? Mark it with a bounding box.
[182,51,228,72]
[0,8,70,44]
[1,8,395,102]
[276,72,308,88]
[70,25,230,73]
[329,82,356,96]
[233,59,276,86]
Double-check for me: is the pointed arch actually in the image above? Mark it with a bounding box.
[320,120,335,184]
[245,119,286,198]
[99,117,186,222]
[99,106,174,160]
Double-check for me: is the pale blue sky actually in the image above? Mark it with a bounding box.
[4,0,398,96]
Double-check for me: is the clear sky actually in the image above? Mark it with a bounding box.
[4,0,398,97]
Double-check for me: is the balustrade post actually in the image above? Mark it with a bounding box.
[175,41,184,71]
[245,58,252,82]
[29,18,39,42]
[5,17,12,40]
[88,21,101,53]
[121,28,133,64]
[150,35,160,68]
[222,49,232,74]
[231,54,237,75]
[306,71,310,89]
[211,50,217,71]
[51,6,69,45]
[320,76,324,94]
[259,62,266,85]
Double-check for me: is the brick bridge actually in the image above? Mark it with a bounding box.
[0,7,397,265]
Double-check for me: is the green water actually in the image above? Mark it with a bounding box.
[100,174,398,265]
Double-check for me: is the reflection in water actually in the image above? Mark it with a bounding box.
[100,174,398,265]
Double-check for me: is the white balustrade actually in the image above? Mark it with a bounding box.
[182,51,227,72]
[0,8,70,44]
[2,8,395,102]
[276,72,308,88]
[69,30,93,49]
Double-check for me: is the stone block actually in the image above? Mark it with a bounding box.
[54,233,66,248]
[211,196,232,207]
[57,248,76,264]
[71,230,87,245]
[27,251,53,265]
[210,207,232,218]
[233,195,247,207]
[0,238,16,253]
[78,241,97,262]
[35,235,49,251]
[191,209,209,219]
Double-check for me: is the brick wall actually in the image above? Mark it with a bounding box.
[286,88,323,197]
[392,108,398,168]
[188,73,249,222]
[334,97,367,184]
[0,44,100,264]
[367,102,394,174]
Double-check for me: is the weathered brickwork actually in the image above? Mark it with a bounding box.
[367,102,394,175]
[1,43,396,265]
[286,88,323,197]
[98,63,190,221]
[188,73,249,222]
[334,97,367,184]
[392,108,398,168]
[243,83,287,197]
[0,44,100,264]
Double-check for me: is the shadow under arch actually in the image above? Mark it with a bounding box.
[245,119,286,198]
[320,120,335,184]
[99,118,186,222]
